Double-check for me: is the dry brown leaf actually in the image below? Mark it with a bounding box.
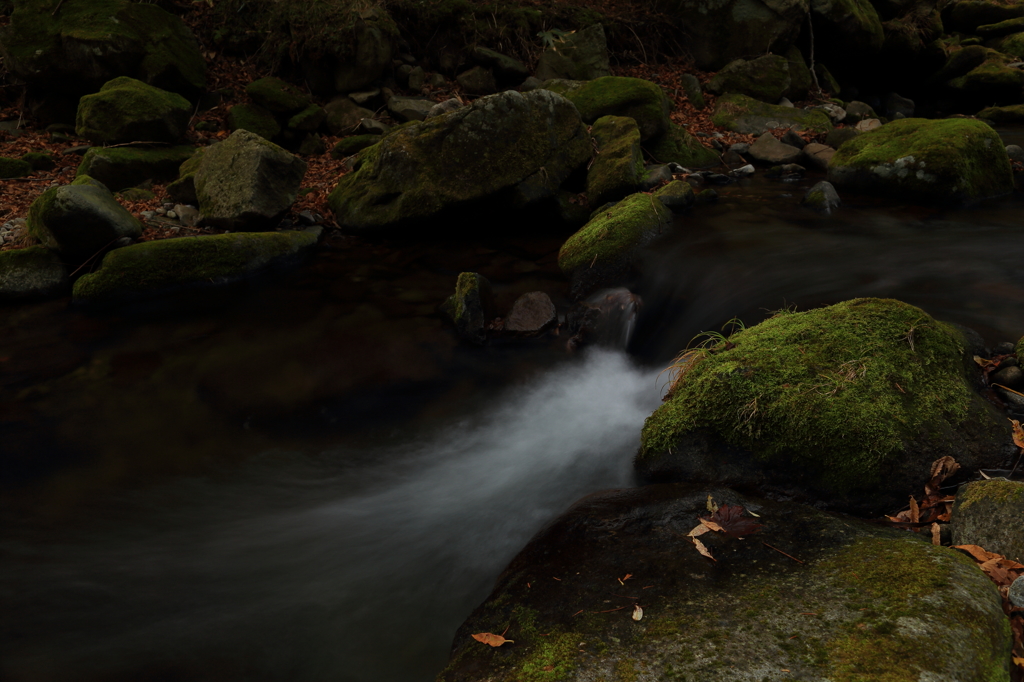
[700,518,725,533]
[706,494,718,513]
[931,522,941,546]
[954,544,1002,563]
[693,537,715,561]
[1010,419,1024,450]
[909,496,920,524]
[687,523,710,537]
[925,456,960,497]
[979,557,1024,586]
[471,633,514,647]
[703,504,763,538]
[631,604,643,621]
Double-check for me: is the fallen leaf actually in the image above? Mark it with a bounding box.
[693,536,715,561]
[687,523,710,537]
[1011,419,1024,450]
[924,456,959,497]
[472,633,514,647]
[979,557,1024,586]
[703,504,763,538]
[931,522,941,546]
[706,494,718,513]
[632,604,643,621]
[954,544,1002,563]
[700,518,725,533]
[909,496,920,524]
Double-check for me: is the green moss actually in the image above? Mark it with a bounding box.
[976,103,1024,123]
[586,115,643,206]
[948,54,1024,92]
[75,76,192,145]
[711,94,833,135]
[954,479,1024,516]
[117,188,155,202]
[75,145,197,192]
[25,186,58,243]
[71,175,107,189]
[245,77,311,114]
[993,31,1024,57]
[331,135,379,159]
[640,298,976,491]
[546,76,670,141]
[287,104,326,132]
[0,156,31,178]
[21,151,54,171]
[558,192,670,274]
[227,104,281,141]
[647,123,719,169]
[828,118,1013,204]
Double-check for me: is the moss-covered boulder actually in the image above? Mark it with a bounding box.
[543,76,670,142]
[324,97,376,135]
[165,148,205,206]
[945,49,1024,104]
[194,129,307,232]
[534,24,611,81]
[827,118,1013,205]
[978,15,1024,36]
[75,146,196,193]
[440,483,1013,682]
[245,77,311,115]
[438,272,497,345]
[951,479,1024,563]
[20,151,54,171]
[944,0,1024,32]
[0,245,69,301]
[706,55,797,103]
[328,89,590,232]
[0,156,31,178]
[977,103,1024,123]
[586,116,644,208]
[653,179,695,212]
[712,93,834,135]
[298,6,396,94]
[0,0,205,116]
[227,104,282,142]
[638,298,1012,514]
[287,104,326,133]
[647,123,719,169]
[26,183,141,265]
[75,77,191,146]
[331,135,379,159]
[558,192,671,299]
[72,227,321,305]
[991,30,1024,57]
[811,0,885,57]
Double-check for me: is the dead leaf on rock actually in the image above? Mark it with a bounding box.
[954,544,1002,563]
[931,522,941,546]
[703,504,763,538]
[1010,419,1024,450]
[699,518,725,533]
[693,536,715,561]
[925,456,959,497]
[471,633,514,647]
[687,523,710,538]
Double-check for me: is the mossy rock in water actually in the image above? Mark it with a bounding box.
[827,118,1013,205]
[543,76,670,141]
[75,145,196,192]
[439,483,1013,682]
[647,122,720,169]
[0,245,69,302]
[438,271,496,345]
[245,77,311,115]
[585,115,643,208]
[72,228,322,305]
[951,479,1024,562]
[637,298,1012,514]
[977,103,1024,123]
[75,77,191,145]
[653,179,695,211]
[558,192,671,299]
[706,55,794,104]
[0,0,205,105]
[227,104,282,142]
[328,89,590,232]
[0,156,31,178]
[712,93,833,135]
[27,184,142,265]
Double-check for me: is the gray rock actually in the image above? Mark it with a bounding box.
[439,272,496,345]
[407,66,426,92]
[729,163,755,178]
[1007,144,1024,162]
[855,118,882,132]
[324,97,376,136]
[348,89,381,106]
[519,76,543,91]
[992,364,1024,388]
[885,92,915,119]
[194,129,307,232]
[535,24,610,81]
[748,132,803,164]
[729,142,750,154]
[456,66,497,95]
[781,128,806,149]
[503,291,557,335]
[358,118,390,135]
[0,246,69,301]
[586,116,644,207]
[844,100,878,124]
[75,77,191,145]
[172,204,200,227]
[706,55,793,103]
[654,180,695,211]
[810,102,847,123]
[470,47,529,82]
[802,142,836,171]
[825,127,860,149]
[26,184,142,264]
[951,479,1024,563]
[679,73,704,110]
[1011,575,1024,608]
[778,96,794,107]
[299,8,394,93]
[75,146,196,193]
[426,98,464,119]
[387,96,436,122]
[801,180,842,214]
[641,164,673,190]
[722,150,748,168]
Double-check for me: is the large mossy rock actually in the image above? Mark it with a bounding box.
[328,89,591,231]
[75,146,196,193]
[72,228,321,305]
[245,77,311,115]
[811,0,885,57]
[543,77,670,142]
[558,192,671,299]
[712,93,834,135]
[706,55,797,103]
[75,77,191,145]
[585,116,644,208]
[827,118,1013,205]
[194,130,308,232]
[637,298,1011,515]
[438,271,497,345]
[951,479,1024,562]
[534,24,611,81]
[977,102,1024,122]
[439,484,1012,682]
[945,50,1024,104]
[0,0,205,114]
[26,184,142,265]
[298,6,397,94]
[227,104,282,142]
[647,123,720,168]
[0,246,69,301]
[944,0,1024,32]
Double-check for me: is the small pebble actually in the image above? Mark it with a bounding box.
[166,210,177,219]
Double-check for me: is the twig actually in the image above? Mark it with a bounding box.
[762,541,805,564]
[596,606,626,613]
[104,141,173,148]
[67,238,121,277]
[52,0,66,17]
[806,12,822,96]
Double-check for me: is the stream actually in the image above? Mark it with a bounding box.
[1,132,1023,681]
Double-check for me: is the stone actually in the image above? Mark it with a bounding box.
[648,123,720,169]
[286,105,326,133]
[944,0,1024,33]
[1007,144,1024,161]
[712,94,833,135]
[748,132,804,164]
[945,51,1024,105]
[329,89,591,232]
[825,127,860,150]
[348,89,381,107]
[782,128,807,149]
[951,479,1024,563]
[439,483,1012,682]
[227,104,281,141]
[438,272,496,345]
[75,146,196,192]
[386,96,436,122]
[72,227,322,305]
[844,100,878,123]
[586,116,644,208]
[765,163,806,179]
[358,118,390,135]
[803,142,836,171]
[653,179,695,212]
[1012,576,1024,608]
[324,97,376,135]
[172,204,200,227]
[426,98,463,119]
[455,66,497,95]
[855,117,883,132]
[977,103,1024,124]
[21,152,55,171]
[519,76,543,91]
[26,183,142,265]
[707,55,794,103]
[296,133,325,156]
[679,73,704,109]
[544,76,670,142]
[558,192,672,299]
[993,31,1024,59]
[331,135,379,159]
[992,364,1024,388]
[193,129,308,232]
[0,246,69,301]
[245,77,310,115]
[827,118,1014,205]
[885,92,916,118]
[298,7,396,94]
[75,77,191,145]
[811,0,885,57]
[407,66,426,92]
[814,63,843,94]
[503,291,557,335]
[535,24,610,81]
[641,164,673,190]
[802,180,842,214]
[977,16,1024,37]
[0,157,31,178]
[638,298,1013,515]
[470,47,528,83]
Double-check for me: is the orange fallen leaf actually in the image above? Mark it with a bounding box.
[687,523,710,538]
[1010,419,1024,450]
[472,633,514,647]
[693,536,715,561]
[954,544,1002,563]
[931,522,941,546]
[700,518,725,533]
[909,496,920,524]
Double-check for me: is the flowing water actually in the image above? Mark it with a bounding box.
[2,135,1023,681]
